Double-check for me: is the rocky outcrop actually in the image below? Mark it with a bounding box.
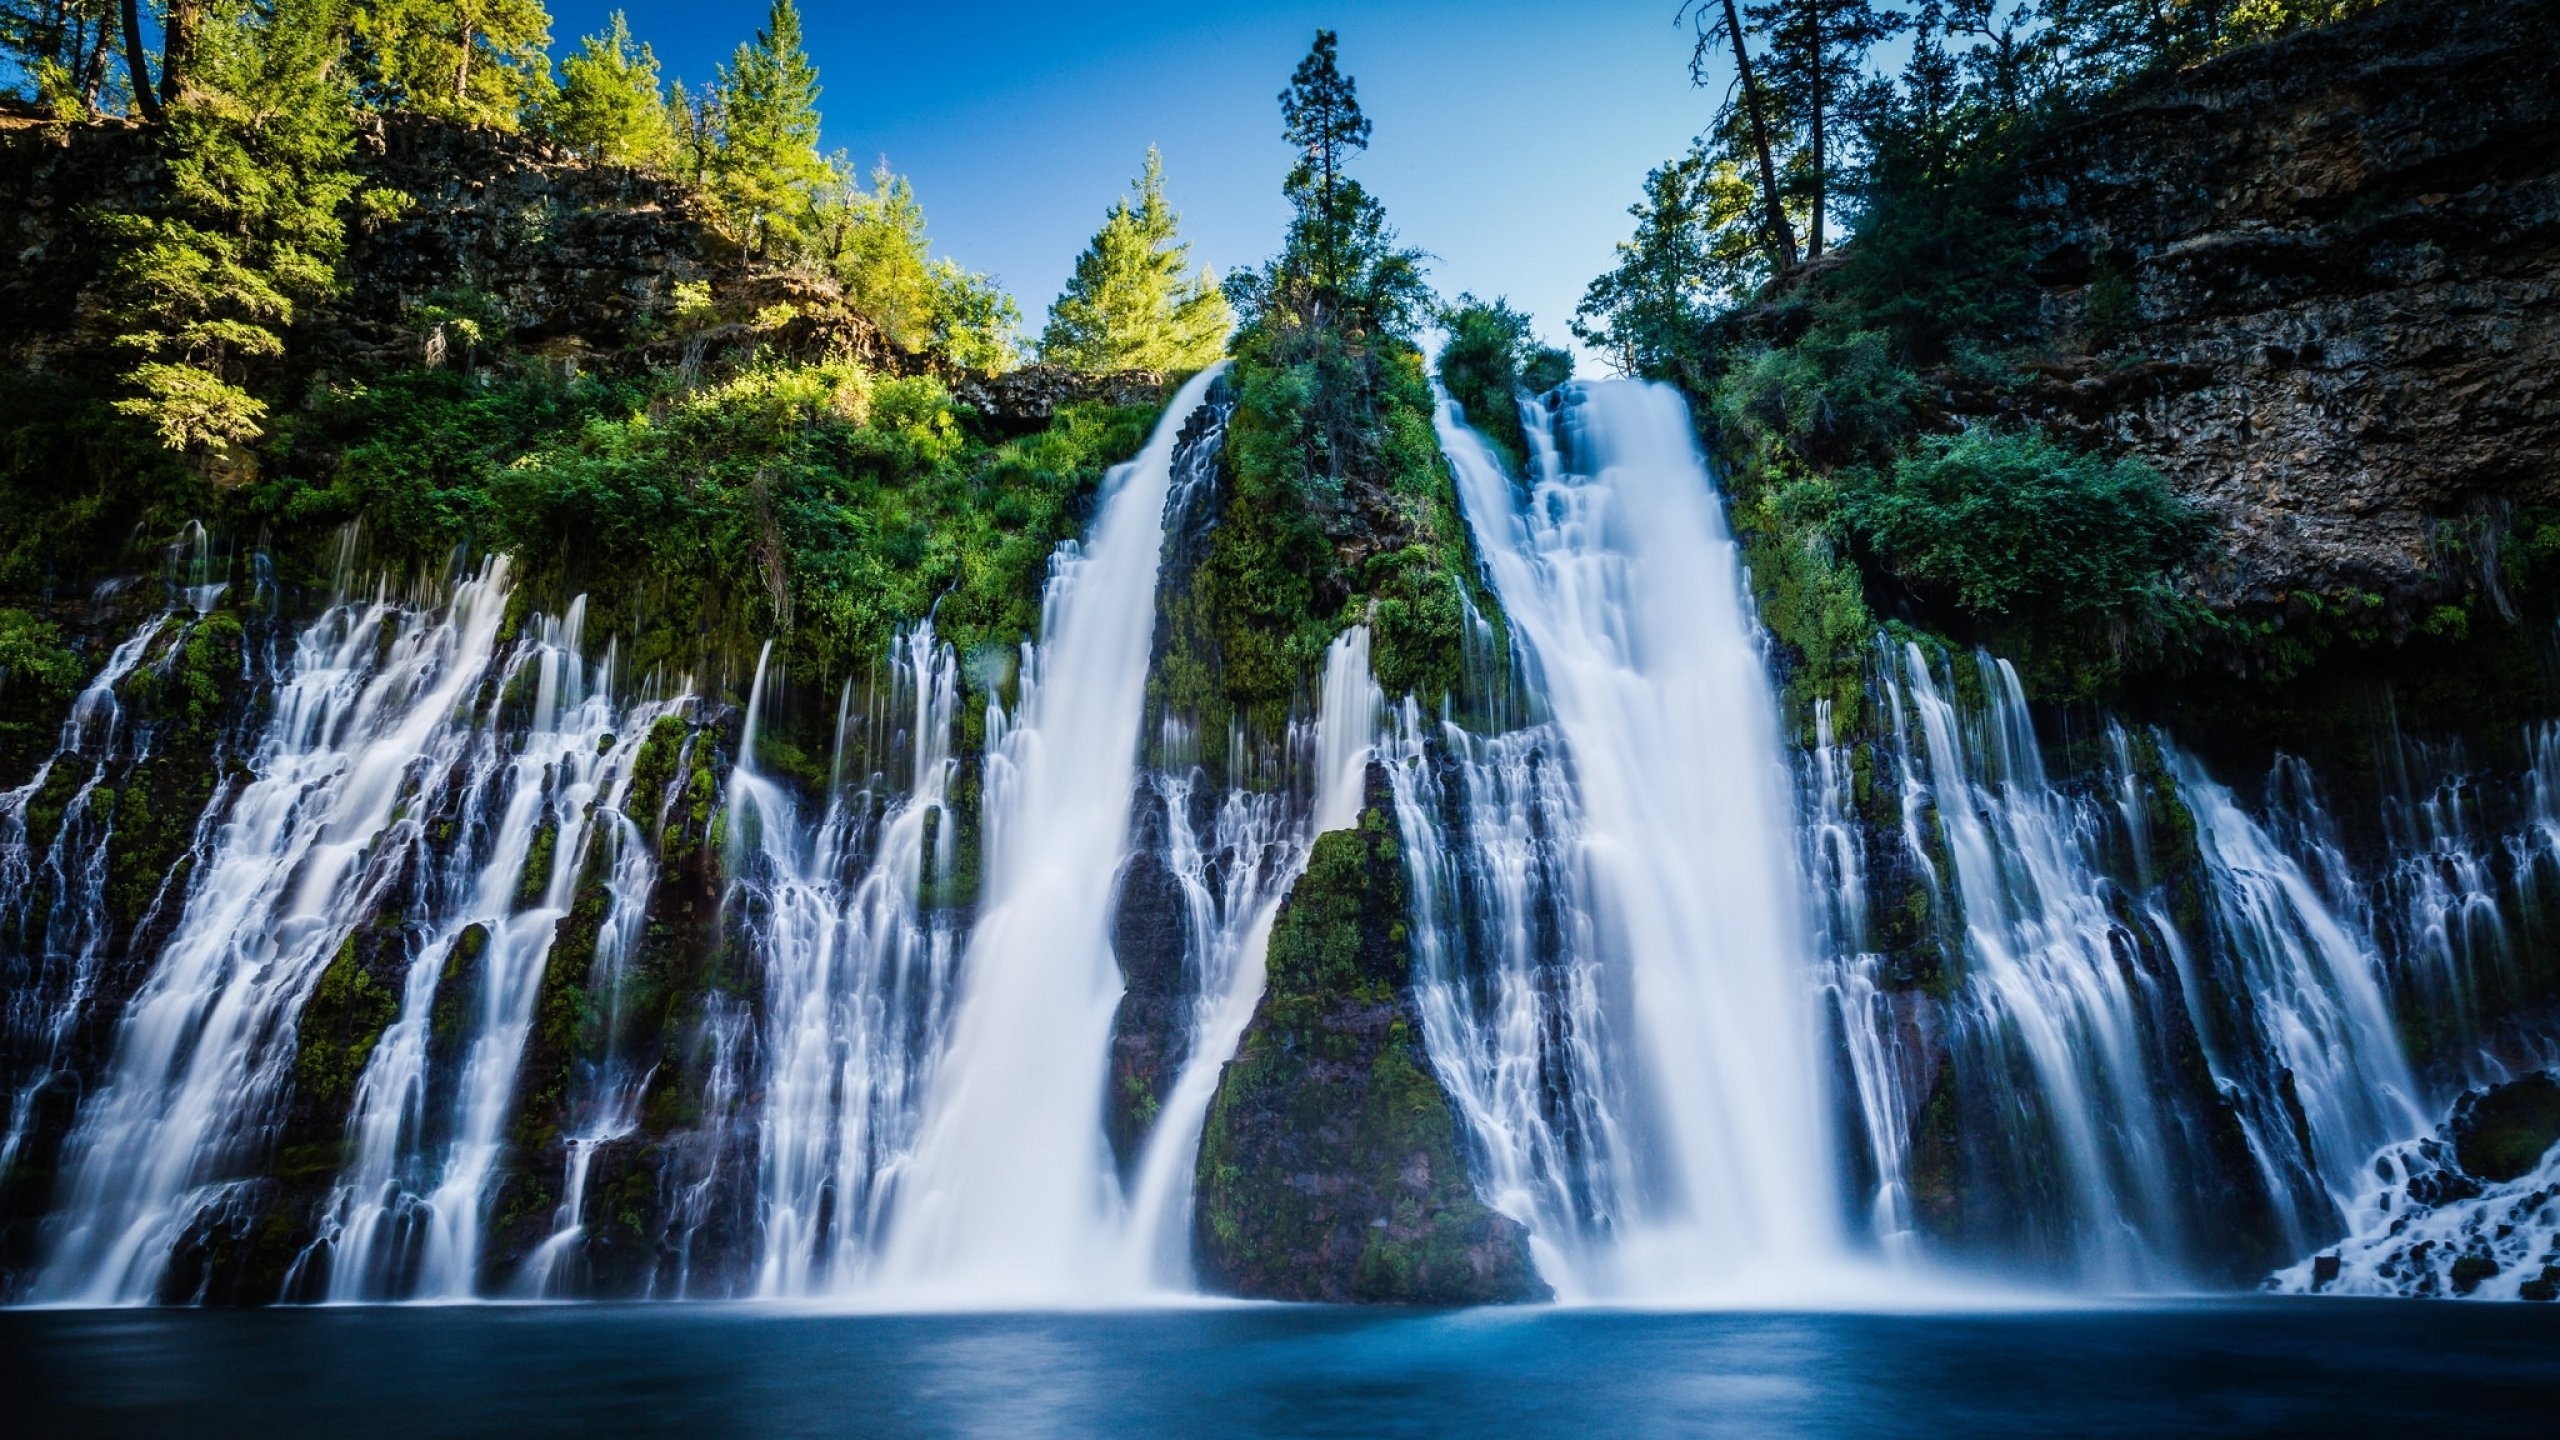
[1193,765,1546,1304]
[954,365,1170,436]
[2017,0,2560,625]
[0,109,1135,424]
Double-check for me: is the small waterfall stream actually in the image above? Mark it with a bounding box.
[869,365,1228,1301]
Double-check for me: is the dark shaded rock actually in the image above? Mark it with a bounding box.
[1105,786,1191,1177]
[2012,0,2560,628]
[953,365,1168,437]
[1194,764,1546,1304]
[2449,1070,2560,1183]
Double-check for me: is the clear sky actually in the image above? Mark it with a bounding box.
[553,1,1727,370]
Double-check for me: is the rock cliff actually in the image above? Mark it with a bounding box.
[2016,0,2560,627]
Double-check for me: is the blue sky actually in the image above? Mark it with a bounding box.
[554,2,1726,368]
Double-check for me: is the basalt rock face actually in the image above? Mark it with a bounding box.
[1193,765,1546,1305]
[0,110,1133,427]
[2017,0,2560,626]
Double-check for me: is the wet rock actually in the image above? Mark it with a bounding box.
[1193,764,1547,1305]
[2448,1070,2560,1183]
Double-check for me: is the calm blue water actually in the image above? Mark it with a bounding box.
[7,1301,2558,1438]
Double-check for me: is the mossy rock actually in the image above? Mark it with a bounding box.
[2450,1071,2560,1183]
[1193,765,1547,1304]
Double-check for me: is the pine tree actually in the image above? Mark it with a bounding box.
[1743,0,1906,258]
[1039,148,1231,372]
[352,0,554,131]
[543,9,672,168]
[1680,0,1800,271]
[1241,29,1423,338]
[0,1,126,116]
[1573,143,1770,376]
[100,0,371,452]
[711,0,829,255]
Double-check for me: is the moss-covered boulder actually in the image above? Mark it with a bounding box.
[2451,1071,2560,1183]
[1193,764,1546,1304]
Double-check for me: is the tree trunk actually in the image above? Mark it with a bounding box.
[159,0,200,104]
[119,0,162,124]
[456,24,476,107]
[1720,0,1798,272]
[1808,6,1826,259]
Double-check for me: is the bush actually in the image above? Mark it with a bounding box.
[1712,328,1918,466]
[1838,425,2205,625]
[1435,296,1570,474]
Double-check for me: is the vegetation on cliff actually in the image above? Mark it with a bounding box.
[1577,0,2407,707]
[1158,30,1501,741]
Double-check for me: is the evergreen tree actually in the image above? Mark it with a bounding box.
[1742,0,1906,257]
[353,0,553,131]
[1235,29,1424,339]
[1573,143,1770,377]
[1681,0,1799,271]
[1,1,125,115]
[927,259,1022,373]
[669,76,718,187]
[711,0,828,254]
[1039,148,1231,372]
[543,9,672,168]
[100,0,370,451]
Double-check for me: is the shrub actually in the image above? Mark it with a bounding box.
[1838,425,2206,625]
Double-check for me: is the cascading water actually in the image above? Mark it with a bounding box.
[741,628,965,1297]
[1111,626,1380,1291]
[36,563,516,1303]
[1845,641,2436,1282]
[0,616,173,1184]
[1431,382,1840,1299]
[1383,699,1632,1290]
[317,598,673,1300]
[867,365,1228,1301]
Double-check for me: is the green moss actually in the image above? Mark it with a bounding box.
[294,931,401,1116]
[1194,786,1544,1304]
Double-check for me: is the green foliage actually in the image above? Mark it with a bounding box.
[96,0,366,453]
[353,0,555,130]
[295,930,400,1115]
[541,8,672,168]
[801,164,1020,370]
[707,0,827,253]
[1839,423,2207,626]
[1573,143,1773,379]
[1,0,126,115]
[1713,328,1918,466]
[262,359,1152,689]
[0,607,84,773]
[1434,295,1569,474]
[1224,30,1428,344]
[1039,148,1232,373]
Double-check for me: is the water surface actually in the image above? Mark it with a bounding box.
[9,1300,2558,1438]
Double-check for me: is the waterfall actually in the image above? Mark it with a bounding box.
[318,598,671,1300]
[2173,756,2426,1244]
[1383,701,1632,1292]
[1432,382,1840,1299]
[36,564,515,1303]
[1853,642,2432,1282]
[0,615,174,1183]
[869,365,1229,1302]
[741,628,965,1297]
